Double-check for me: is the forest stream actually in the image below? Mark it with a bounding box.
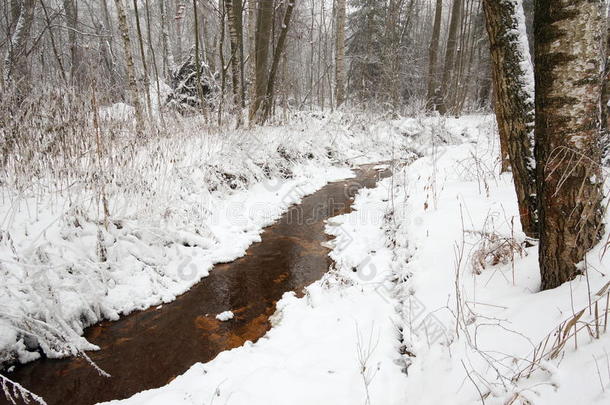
[3,163,392,405]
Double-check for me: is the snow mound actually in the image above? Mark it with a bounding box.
[215,311,234,321]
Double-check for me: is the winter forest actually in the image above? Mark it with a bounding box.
[1,0,610,404]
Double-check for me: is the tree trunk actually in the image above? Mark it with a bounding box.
[602,24,610,131]
[3,0,35,94]
[482,0,537,237]
[175,1,185,64]
[335,0,346,107]
[63,0,83,86]
[160,0,175,77]
[41,0,68,85]
[259,0,296,124]
[438,0,463,115]
[145,0,165,126]
[602,24,610,164]
[133,0,153,119]
[534,0,606,290]
[426,0,443,111]
[249,0,274,122]
[114,0,145,135]
[225,0,244,126]
[247,0,257,113]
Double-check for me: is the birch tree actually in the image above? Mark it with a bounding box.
[114,0,145,134]
[534,0,606,289]
[482,0,537,237]
[225,0,244,126]
[3,0,35,93]
[160,0,174,77]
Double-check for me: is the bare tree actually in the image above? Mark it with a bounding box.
[133,0,153,119]
[160,0,175,77]
[335,0,347,107]
[247,0,257,112]
[534,0,606,289]
[438,0,463,115]
[259,0,296,123]
[3,0,35,93]
[250,0,274,121]
[426,0,442,111]
[63,0,81,84]
[114,0,145,134]
[482,0,537,237]
[225,0,244,126]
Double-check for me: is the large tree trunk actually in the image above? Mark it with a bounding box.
[482,0,537,237]
[438,0,463,115]
[334,0,347,107]
[249,0,274,122]
[426,0,443,111]
[114,0,145,135]
[259,0,296,124]
[3,0,35,94]
[534,0,606,290]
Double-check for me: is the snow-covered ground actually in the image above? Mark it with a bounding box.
[101,114,609,405]
[0,111,473,372]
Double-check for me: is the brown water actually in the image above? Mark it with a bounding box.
[2,164,391,405]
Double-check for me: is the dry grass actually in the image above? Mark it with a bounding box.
[513,281,610,382]
[469,230,526,275]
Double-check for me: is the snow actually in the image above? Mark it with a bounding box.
[99,103,135,121]
[101,114,609,405]
[5,112,608,405]
[215,311,234,321]
[0,111,471,369]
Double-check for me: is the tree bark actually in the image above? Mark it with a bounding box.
[438,0,463,115]
[160,0,174,77]
[133,0,153,119]
[63,0,83,85]
[114,0,145,135]
[426,0,443,111]
[534,0,606,290]
[3,0,35,94]
[602,23,610,131]
[259,0,296,124]
[225,0,244,126]
[335,0,347,107]
[482,0,537,237]
[249,0,274,121]
[602,24,610,164]
[247,0,257,114]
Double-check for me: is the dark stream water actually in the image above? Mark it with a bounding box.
[2,163,391,405]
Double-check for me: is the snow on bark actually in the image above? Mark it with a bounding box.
[2,0,35,89]
[483,0,537,237]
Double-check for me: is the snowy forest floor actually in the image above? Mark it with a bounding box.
[3,113,610,405]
